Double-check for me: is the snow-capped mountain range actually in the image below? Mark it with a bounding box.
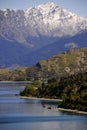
[0,2,87,68]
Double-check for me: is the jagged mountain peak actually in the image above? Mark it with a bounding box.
[0,2,87,39]
[24,2,84,19]
[37,2,57,10]
[24,2,58,16]
[0,2,87,68]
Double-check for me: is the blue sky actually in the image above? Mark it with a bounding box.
[0,0,87,18]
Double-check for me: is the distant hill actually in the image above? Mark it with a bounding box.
[25,47,87,81]
[0,47,87,81]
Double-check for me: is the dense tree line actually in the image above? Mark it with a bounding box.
[20,72,87,112]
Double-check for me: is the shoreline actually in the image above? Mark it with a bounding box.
[19,96,62,102]
[19,96,87,115]
[58,108,87,115]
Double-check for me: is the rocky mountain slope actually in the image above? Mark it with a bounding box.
[0,2,87,67]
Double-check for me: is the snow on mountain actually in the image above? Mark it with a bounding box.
[0,2,87,48]
[0,2,87,68]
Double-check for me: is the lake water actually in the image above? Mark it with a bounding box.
[0,82,87,130]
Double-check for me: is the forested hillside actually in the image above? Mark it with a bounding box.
[20,72,87,112]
